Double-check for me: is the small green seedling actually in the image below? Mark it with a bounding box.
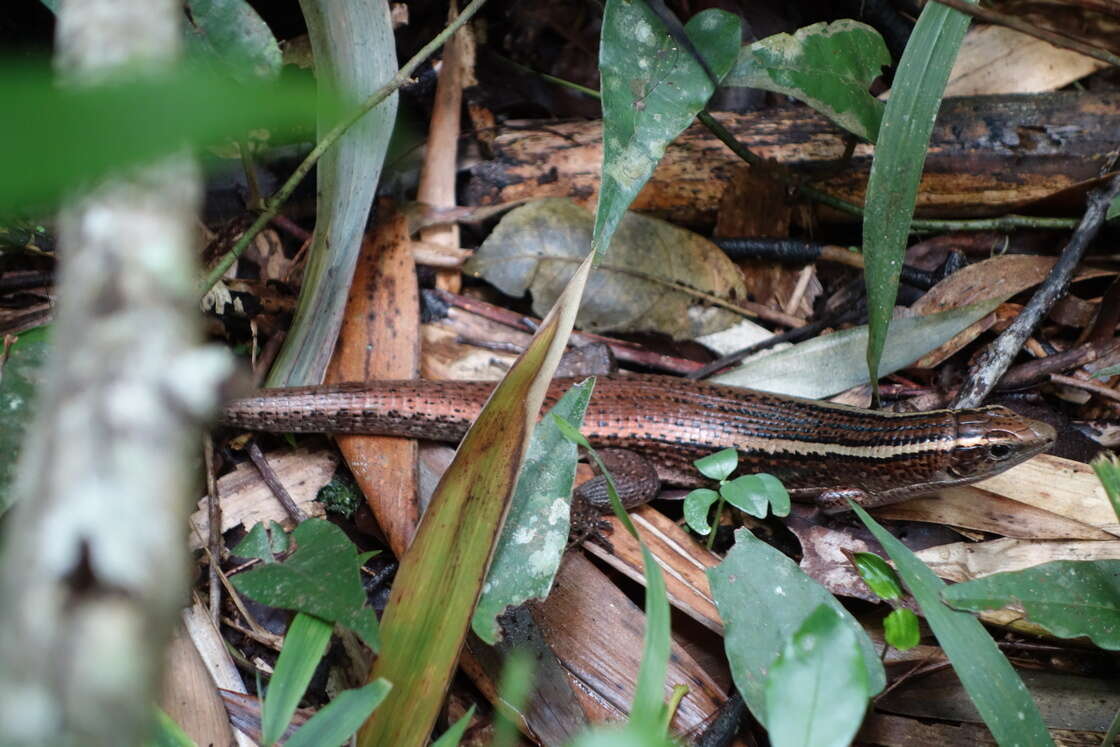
[850,551,920,651]
[684,448,790,547]
[1091,451,1120,523]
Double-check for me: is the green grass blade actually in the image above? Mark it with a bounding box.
[862,1,973,401]
[261,612,333,746]
[284,680,391,747]
[851,503,1053,745]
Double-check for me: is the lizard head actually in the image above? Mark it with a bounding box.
[945,405,1056,482]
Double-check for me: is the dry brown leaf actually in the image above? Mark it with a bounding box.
[327,206,420,558]
[879,488,1116,541]
[946,25,1106,96]
[465,198,749,339]
[916,536,1120,583]
[972,454,1120,537]
[188,449,334,550]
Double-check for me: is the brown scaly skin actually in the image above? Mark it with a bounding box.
[220,374,1056,511]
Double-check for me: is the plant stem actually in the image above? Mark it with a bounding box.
[706,493,726,550]
[197,0,489,295]
[696,110,866,218]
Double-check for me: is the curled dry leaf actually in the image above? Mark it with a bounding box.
[464,198,747,340]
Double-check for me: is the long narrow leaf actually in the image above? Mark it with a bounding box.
[284,680,391,747]
[357,254,595,746]
[851,504,1053,745]
[261,613,333,746]
[266,0,398,385]
[862,1,973,399]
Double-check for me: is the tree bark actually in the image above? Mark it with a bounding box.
[0,2,228,744]
[466,93,1120,227]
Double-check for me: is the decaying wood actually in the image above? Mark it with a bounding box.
[467,93,1120,226]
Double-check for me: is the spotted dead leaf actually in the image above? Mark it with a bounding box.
[464,198,747,340]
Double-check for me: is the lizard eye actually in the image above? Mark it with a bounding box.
[988,443,1013,461]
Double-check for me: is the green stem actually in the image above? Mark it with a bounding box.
[1102,705,1120,747]
[910,214,1077,232]
[197,0,490,295]
[705,492,726,550]
[696,110,866,218]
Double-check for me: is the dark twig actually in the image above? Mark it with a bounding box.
[248,441,309,522]
[203,434,222,627]
[1087,276,1120,345]
[996,339,1120,390]
[953,173,1120,408]
[1050,373,1120,405]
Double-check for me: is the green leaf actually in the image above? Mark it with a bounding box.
[1093,364,1120,379]
[708,529,885,728]
[723,474,789,519]
[0,62,320,217]
[472,380,594,644]
[568,724,675,747]
[631,543,672,732]
[431,706,476,747]
[148,708,197,747]
[712,300,1001,398]
[493,650,535,747]
[764,604,870,747]
[231,518,379,650]
[694,448,738,481]
[850,503,1053,746]
[596,3,740,254]
[942,560,1120,650]
[558,422,673,731]
[883,608,920,651]
[725,20,889,142]
[763,475,791,517]
[262,613,333,746]
[359,252,597,747]
[862,1,973,401]
[852,552,903,600]
[1108,194,1120,222]
[1091,452,1120,524]
[684,488,721,535]
[264,0,398,386]
[0,325,49,514]
[232,520,290,562]
[284,679,391,747]
[185,0,282,81]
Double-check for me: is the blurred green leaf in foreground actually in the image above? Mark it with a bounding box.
[0,60,324,217]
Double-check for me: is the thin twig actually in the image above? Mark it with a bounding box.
[248,441,309,522]
[932,0,1120,68]
[204,434,222,627]
[696,111,865,217]
[996,339,1120,390]
[197,0,490,294]
[1050,373,1120,405]
[953,172,1120,408]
